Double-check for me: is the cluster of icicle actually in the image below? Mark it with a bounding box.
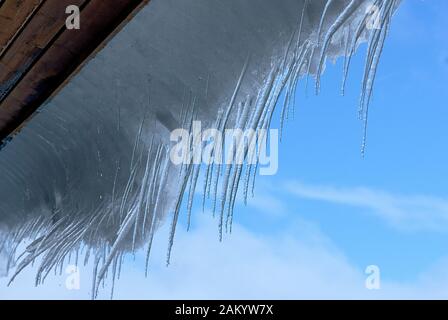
[0,0,399,298]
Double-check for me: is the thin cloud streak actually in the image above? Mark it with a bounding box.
[285,181,448,232]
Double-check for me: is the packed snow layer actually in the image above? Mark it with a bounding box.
[0,0,400,296]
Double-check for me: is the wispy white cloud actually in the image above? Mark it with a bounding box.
[3,181,448,299]
[0,215,365,299]
[2,213,448,300]
[245,182,288,217]
[285,181,448,232]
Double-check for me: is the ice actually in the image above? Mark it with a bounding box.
[0,0,401,295]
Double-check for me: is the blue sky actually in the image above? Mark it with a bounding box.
[2,0,448,299]
[278,0,448,282]
[264,0,448,283]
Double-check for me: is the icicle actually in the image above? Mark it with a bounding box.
[226,164,243,232]
[219,163,233,240]
[95,207,138,290]
[166,164,192,266]
[361,2,394,156]
[118,163,139,222]
[315,0,361,95]
[341,27,351,96]
[342,13,368,95]
[110,255,118,300]
[211,156,221,216]
[186,164,200,231]
[360,0,391,118]
[219,54,251,131]
[304,47,316,96]
[280,44,309,140]
[227,100,254,227]
[317,0,335,46]
[296,0,308,48]
[145,154,170,276]
[203,112,224,207]
[132,145,155,252]
[91,256,100,300]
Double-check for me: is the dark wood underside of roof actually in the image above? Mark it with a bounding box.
[0,0,149,143]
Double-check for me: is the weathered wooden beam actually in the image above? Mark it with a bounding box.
[0,0,150,142]
[0,0,43,56]
[0,0,88,102]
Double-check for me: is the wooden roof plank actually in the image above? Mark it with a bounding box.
[0,0,87,104]
[0,0,150,140]
[0,0,43,56]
